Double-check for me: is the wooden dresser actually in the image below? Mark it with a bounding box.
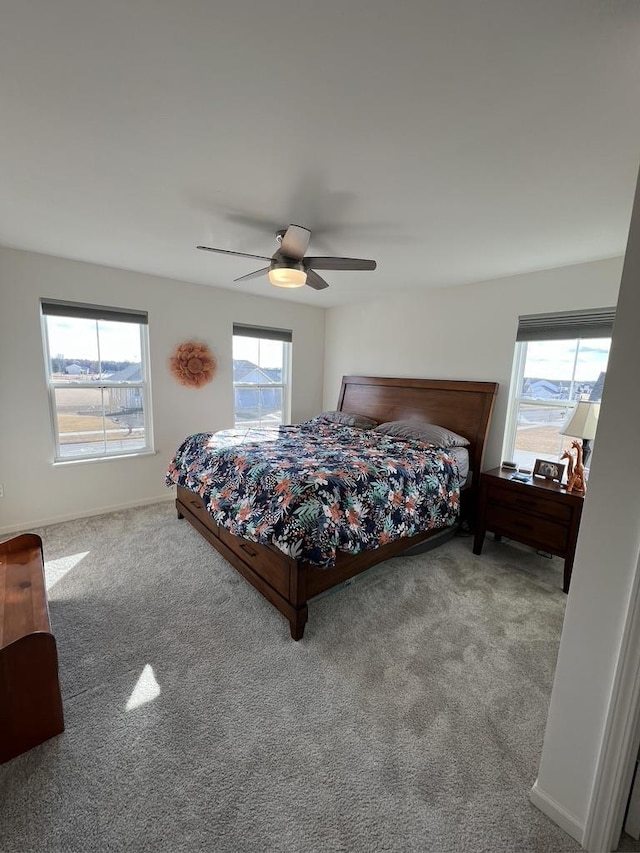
[473,467,584,593]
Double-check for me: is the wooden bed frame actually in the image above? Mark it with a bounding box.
[176,376,498,640]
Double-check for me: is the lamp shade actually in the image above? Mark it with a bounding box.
[268,264,307,288]
[560,401,601,440]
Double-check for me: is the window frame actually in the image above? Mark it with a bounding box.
[232,324,292,430]
[502,325,612,468]
[502,340,583,465]
[41,302,154,463]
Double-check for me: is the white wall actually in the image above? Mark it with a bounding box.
[532,174,640,844]
[323,257,623,470]
[0,246,325,532]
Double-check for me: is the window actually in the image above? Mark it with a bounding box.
[232,324,292,429]
[41,299,152,461]
[503,308,614,469]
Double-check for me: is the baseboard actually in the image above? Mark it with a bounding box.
[0,493,175,537]
[530,779,585,845]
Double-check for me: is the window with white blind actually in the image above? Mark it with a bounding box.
[502,308,614,469]
[41,299,153,461]
[232,323,292,429]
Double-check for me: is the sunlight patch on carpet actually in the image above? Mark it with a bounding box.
[126,664,161,711]
[44,551,90,591]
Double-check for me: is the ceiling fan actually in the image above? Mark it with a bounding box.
[197,224,376,290]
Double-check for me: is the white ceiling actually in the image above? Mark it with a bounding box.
[1,0,639,307]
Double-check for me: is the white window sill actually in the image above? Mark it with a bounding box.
[53,449,158,467]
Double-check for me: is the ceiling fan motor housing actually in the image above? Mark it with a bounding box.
[271,257,306,273]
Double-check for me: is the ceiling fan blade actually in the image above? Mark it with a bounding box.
[305,257,377,271]
[306,270,329,290]
[279,225,311,260]
[234,266,270,283]
[197,246,271,261]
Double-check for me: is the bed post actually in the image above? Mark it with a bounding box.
[289,606,308,640]
[288,562,308,640]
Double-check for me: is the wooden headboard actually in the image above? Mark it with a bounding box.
[337,376,498,487]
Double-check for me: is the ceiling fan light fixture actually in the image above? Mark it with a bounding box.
[268,263,307,288]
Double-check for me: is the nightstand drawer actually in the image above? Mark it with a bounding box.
[485,505,568,553]
[486,484,572,523]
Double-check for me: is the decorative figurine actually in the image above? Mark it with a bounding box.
[561,440,587,494]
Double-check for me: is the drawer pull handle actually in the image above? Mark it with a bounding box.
[240,542,258,558]
[513,521,532,531]
[514,500,536,509]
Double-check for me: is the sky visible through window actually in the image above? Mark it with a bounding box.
[47,317,141,362]
[233,336,283,369]
[524,338,610,383]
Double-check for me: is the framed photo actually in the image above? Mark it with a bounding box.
[533,458,566,483]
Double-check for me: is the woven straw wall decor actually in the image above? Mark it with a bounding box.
[169,340,216,388]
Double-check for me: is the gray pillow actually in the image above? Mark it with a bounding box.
[374,420,470,447]
[317,410,378,429]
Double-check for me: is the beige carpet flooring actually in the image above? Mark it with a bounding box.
[0,502,613,852]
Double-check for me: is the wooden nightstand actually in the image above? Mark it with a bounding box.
[473,467,585,593]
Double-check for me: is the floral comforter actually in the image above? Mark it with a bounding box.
[165,420,460,568]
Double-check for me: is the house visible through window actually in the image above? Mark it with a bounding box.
[503,308,614,469]
[232,324,292,429]
[41,299,152,461]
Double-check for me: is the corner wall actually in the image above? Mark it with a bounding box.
[323,257,623,470]
[533,171,640,846]
[0,246,325,532]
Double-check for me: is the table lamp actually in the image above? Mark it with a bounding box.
[560,401,600,466]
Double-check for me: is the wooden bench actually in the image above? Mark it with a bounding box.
[0,533,64,764]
